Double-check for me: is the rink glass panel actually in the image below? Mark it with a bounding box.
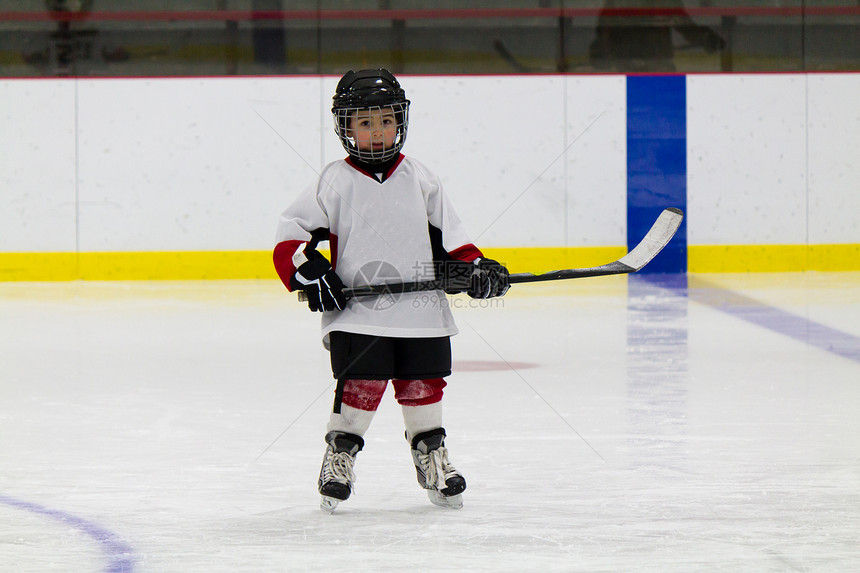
[0,1,858,77]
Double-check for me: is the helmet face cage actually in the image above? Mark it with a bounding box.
[332,68,410,165]
[332,102,410,164]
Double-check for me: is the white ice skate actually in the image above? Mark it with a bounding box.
[410,428,466,509]
[318,431,363,513]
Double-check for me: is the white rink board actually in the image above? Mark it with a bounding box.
[405,75,569,247]
[403,75,628,248]
[1,74,859,254]
[0,80,77,252]
[75,77,324,252]
[0,75,627,252]
[564,75,627,247]
[807,74,860,245]
[686,74,809,246]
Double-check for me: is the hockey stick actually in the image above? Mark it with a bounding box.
[298,207,683,301]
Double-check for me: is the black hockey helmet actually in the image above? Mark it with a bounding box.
[332,68,410,165]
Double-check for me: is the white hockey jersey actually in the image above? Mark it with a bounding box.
[274,155,483,346]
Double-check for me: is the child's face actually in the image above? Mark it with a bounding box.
[347,108,398,154]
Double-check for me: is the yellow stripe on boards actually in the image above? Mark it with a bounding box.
[1,245,857,281]
[688,244,860,272]
[0,251,279,281]
[808,244,860,271]
[77,251,280,280]
[0,253,79,281]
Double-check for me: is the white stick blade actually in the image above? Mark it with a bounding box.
[618,208,684,271]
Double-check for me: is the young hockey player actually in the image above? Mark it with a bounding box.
[273,68,509,512]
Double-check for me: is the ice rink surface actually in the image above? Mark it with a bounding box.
[1,272,858,572]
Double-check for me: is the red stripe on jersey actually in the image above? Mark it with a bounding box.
[329,233,339,270]
[273,239,304,291]
[448,244,483,262]
[273,234,339,290]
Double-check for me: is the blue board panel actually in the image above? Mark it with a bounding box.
[627,76,688,273]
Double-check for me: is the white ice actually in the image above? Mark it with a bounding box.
[1,273,859,572]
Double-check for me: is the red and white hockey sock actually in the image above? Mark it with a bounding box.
[327,379,388,437]
[393,378,446,441]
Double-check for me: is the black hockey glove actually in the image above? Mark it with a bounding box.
[289,250,346,312]
[469,257,510,299]
[441,258,510,299]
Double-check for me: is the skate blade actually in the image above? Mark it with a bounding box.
[427,490,463,509]
[320,496,341,513]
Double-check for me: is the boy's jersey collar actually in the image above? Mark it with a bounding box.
[345,153,404,183]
